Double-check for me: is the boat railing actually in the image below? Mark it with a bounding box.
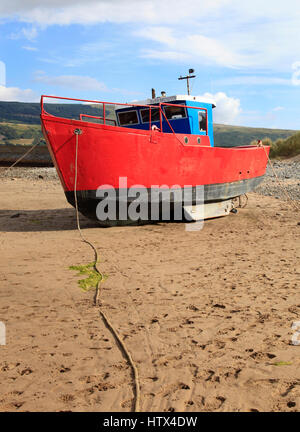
[40,95,208,136]
[79,114,117,126]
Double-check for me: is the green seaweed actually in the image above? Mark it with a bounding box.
[69,262,107,292]
[273,361,293,367]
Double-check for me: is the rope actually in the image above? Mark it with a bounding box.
[258,141,300,212]
[1,141,41,174]
[235,194,248,209]
[73,130,103,304]
[98,309,141,412]
[73,129,141,412]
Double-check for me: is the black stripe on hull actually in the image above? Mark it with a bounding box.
[65,176,264,222]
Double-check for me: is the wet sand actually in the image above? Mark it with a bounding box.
[0,174,300,412]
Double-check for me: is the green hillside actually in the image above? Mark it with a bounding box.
[0,122,42,146]
[0,101,113,125]
[213,124,296,147]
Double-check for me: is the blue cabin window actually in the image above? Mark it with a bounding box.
[140,108,160,123]
[117,110,139,126]
[164,105,187,120]
[198,111,207,132]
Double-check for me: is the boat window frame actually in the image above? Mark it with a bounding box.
[117,109,140,126]
[140,107,160,124]
[163,104,187,121]
[198,110,207,133]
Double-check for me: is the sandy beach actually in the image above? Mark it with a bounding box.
[0,169,299,412]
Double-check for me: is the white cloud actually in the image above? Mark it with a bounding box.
[0,61,6,86]
[34,72,108,92]
[10,26,37,40]
[135,27,176,46]
[21,26,37,40]
[22,45,38,51]
[239,106,289,129]
[1,1,300,71]
[0,85,37,102]
[136,17,300,70]
[198,92,241,124]
[292,61,300,86]
[141,49,190,62]
[135,2,300,71]
[3,0,298,25]
[187,35,245,68]
[0,1,230,25]
[139,28,245,68]
[213,76,292,86]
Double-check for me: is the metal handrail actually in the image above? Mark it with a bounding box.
[79,114,116,126]
[40,95,209,135]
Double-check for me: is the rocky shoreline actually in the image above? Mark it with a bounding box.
[0,166,59,181]
[255,160,300,201]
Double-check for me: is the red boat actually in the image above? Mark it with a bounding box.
[40,93,269,225]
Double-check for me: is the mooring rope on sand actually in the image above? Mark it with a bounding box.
[73,129,141,412]
[0,131,141,412]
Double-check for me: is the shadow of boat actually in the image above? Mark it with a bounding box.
[0,207,206,232]
[0,208,99,233]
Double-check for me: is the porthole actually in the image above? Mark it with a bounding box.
[197,137,201,144]
[184,136,189,144]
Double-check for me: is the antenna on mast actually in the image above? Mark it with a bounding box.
[178,68,196,95]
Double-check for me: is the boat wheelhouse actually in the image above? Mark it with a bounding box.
[114,95,215,147]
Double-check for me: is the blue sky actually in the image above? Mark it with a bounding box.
[0,0,300,129]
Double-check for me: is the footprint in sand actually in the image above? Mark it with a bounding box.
[60,394,75,403]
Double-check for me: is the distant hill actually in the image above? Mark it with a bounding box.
[213,124,297,147]
[0,101,112,125]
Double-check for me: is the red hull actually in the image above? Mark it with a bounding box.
[41,114,269,193]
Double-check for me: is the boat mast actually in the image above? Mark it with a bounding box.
[178,69,196,95]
